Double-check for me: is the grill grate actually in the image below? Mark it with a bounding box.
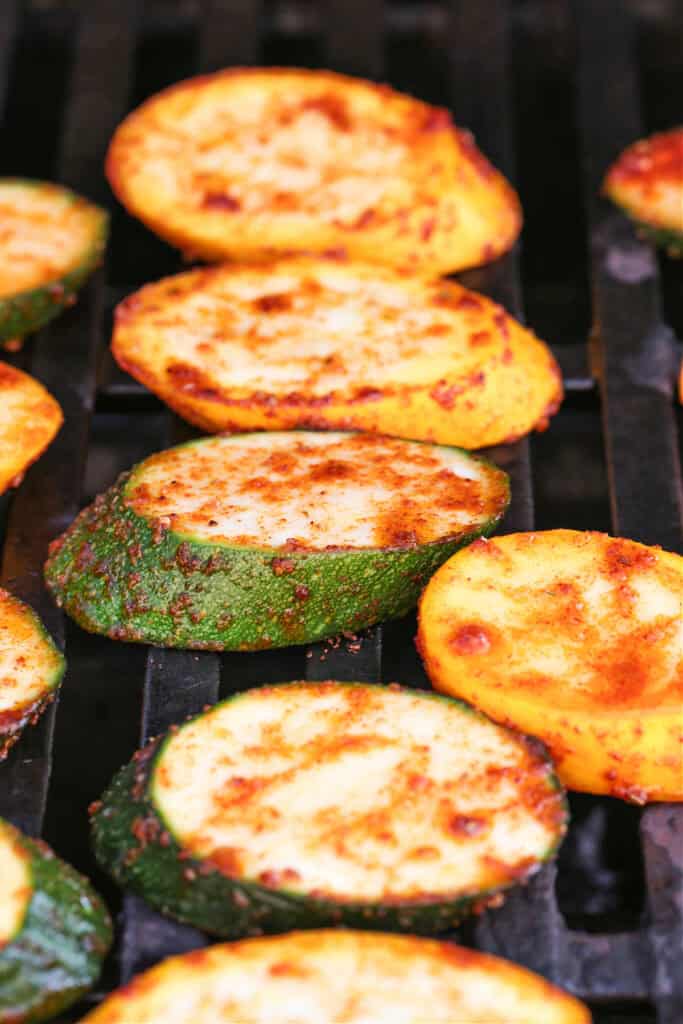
[0,2,681,1022]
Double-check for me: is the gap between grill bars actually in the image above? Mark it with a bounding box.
[0,2,680,1022]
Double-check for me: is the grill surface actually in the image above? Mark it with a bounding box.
[0,2,681,1022]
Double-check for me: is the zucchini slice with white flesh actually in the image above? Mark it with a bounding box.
[418,530,683,803]
[44,431,509,650]
[105,68,521,275]
[0,361,63,495]
[0,816,112,1024]
[0,179,108,342]
[91,681,567,937]
[80,929,591,1024]
[0,587,64,758]
[603,127,683,255]
[112,259,562,448]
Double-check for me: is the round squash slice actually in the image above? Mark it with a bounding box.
[418,530,683,802]
[91,682,567,937]
[45,431,509,650]
[603,127,683,255]
[112,259,562,448]
[0,816,112,1023]
[80,929,590,1024]
[106,68,521,275]
[0,179,108,343]
[0,587,65,758]
[0,361,63,495]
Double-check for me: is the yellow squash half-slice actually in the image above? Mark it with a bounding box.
[0,361,62,495]
[106,68,521,275]
[418,530,683,803]
[112,259,561,448]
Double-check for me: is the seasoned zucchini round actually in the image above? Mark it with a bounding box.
[603,127,683,255]
[0,361,63,495]
[106,68,521,275]
[80,929,590,1024]
[418,530,683,803]
[112,259,562,448]
[0,179,108,342]
[45,431,509,650]
[0,816,112,1024]
[91,681,567,938]
[0,587,65,758]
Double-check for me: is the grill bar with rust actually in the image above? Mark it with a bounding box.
[0,2,680,1022]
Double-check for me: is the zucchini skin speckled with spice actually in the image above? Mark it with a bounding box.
[0,179,108,342]
[44,432,509,651]
[90,682,567,939]
[0,817,112,1024]
[603,128,683,255]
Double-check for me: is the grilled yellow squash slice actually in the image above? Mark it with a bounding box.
[418,530,683,803]
[112,259,561,447]
[0,361,62,494]
[603,127,683,255]
[106,68,521,275]
[81,930,590,1024]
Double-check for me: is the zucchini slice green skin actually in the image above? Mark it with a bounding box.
[0,588,65,759]
[0,179,108,343]
[45,456,509,652]
[0,820,112,1024]
[91,684,567,940]
[632,220,683,256]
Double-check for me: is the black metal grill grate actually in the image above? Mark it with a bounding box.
[0,2,681,1022]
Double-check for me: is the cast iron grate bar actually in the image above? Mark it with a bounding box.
[0,0,19,120]
[0,0,137,835]
[575,3,683,1021]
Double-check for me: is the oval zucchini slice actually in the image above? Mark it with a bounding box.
[81,929,590,1024]
[0,587,65,758]
[0,361,63,495]
[418,530,683,803]
[112,259,562,448]
[0,816,112,1024]
[0,179,108,342]
[603,127,683,255]
[45,431,509,650]
[106,68,521,276]
[91,681,567,937]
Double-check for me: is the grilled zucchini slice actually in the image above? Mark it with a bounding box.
[80,929,590,1024]
[45,431,509,650]
[418,530,683,803]
[112,259,562,448]
[106,68,521,275]
[0,587,65,758]
[91,681,566,937]
[0,816,112,1024]
[603,127,683,255]
[0,179,108,342]
[0,361,62,495]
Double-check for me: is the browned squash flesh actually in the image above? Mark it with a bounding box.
[0,361,62,495]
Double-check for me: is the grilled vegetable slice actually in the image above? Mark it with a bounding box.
[0,179,108,342]
[603,128,683,255]
[0,816,112,1023]
[112,260,562,448]
[418,530,683,803]
[106,68,521,275]
[91,681,566,937]
[80,928,590,1024]
[0,587,65,758]
[0,362,62,495]
[45,431,509,650]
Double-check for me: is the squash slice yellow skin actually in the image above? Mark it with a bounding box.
[0,361,63,496]
[112,260,562,449]
[417,530,683,803]
[106,68,521,276]
[81,930,591,1024]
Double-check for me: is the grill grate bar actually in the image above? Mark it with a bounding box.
[198,0,263,72]
[0,0,19,120]
[576,2,683,1019]
[0,0,136,835]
